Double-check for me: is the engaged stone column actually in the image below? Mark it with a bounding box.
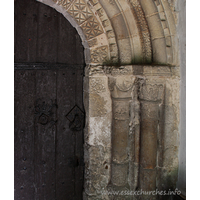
[107,66,138,198]
[138,83,165,199]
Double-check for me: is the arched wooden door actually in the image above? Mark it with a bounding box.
[14,0,85,199]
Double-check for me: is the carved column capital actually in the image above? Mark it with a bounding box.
[108,75,136,98]
[139,83,165,101]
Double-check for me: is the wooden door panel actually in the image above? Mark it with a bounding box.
[56,69,76,199]
[14,0,84,64]
[15,0,85,198]
[37,5,58,63]
[14,70,35,200]
[25,0,38,62]
[34,70,57,200]
[15,65,84,200]
[74,69,84,200]
[14,0,29,62]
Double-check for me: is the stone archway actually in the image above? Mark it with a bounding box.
[36,1,181,199]
[38,0,178,65]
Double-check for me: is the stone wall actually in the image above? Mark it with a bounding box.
[83,65,180,199]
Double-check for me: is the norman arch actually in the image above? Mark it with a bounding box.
[38,0,178,65]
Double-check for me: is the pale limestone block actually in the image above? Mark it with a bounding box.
[164,123,179,147]
[131,35,143,63]
[118,38,132,63]
[110,13,129,40]
[111,163,129,186]
[163,146,179,168]
[99,0,121,18]
[88,117,112,147]
[156,166,178,190]
[165,78,180,108]
[88,33,109,49]
[117,0,132,11]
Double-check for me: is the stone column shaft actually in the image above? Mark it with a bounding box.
[139,83,165,193]
[108,74,136,192]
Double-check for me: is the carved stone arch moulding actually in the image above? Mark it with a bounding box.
[138,0,178,65]
[37,0,152,65]
[38,0,177,65]
[37,0,119,65]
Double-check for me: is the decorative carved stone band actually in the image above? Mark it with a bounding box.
[90,45,108,63]
[52,0,119,64]
[129,0,152,63]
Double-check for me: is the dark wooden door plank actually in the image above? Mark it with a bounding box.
[74,69,84,199]
[26,0,39,62]
[14,0,85,65]
[14,0,29,62]
[15,67,85,200]
[56,69,77,199]
[15,1,85,198]
[34,70,57,200]
[14,70,35,200]
[36,3,58,63]
[57,13,75,64]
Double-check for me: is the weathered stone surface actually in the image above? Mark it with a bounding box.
[85,145,111,196]
[140,102,159,120]
[164,105,178,124]
[115,76,135,92]
[163,123,178,148]
[140,119,158,169]
[110,14,130,40]
[132,65,143,75]
[84,71,113,199]
[111,163,129,187]
[109,76,136,98]
[139,167,157,191]
[117,39,132,63]
[90,77,106,93]
[82,65,181,199]
[113,100,130,120]
[112,119,129,163]
[108,74,137,198]
[163,146,179,168]
[110,65,133,76]
[156,167,178,191]
[139,83,165,101]
[89,93,107,117]
[88,117,112,147]
[143,66,171,77]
